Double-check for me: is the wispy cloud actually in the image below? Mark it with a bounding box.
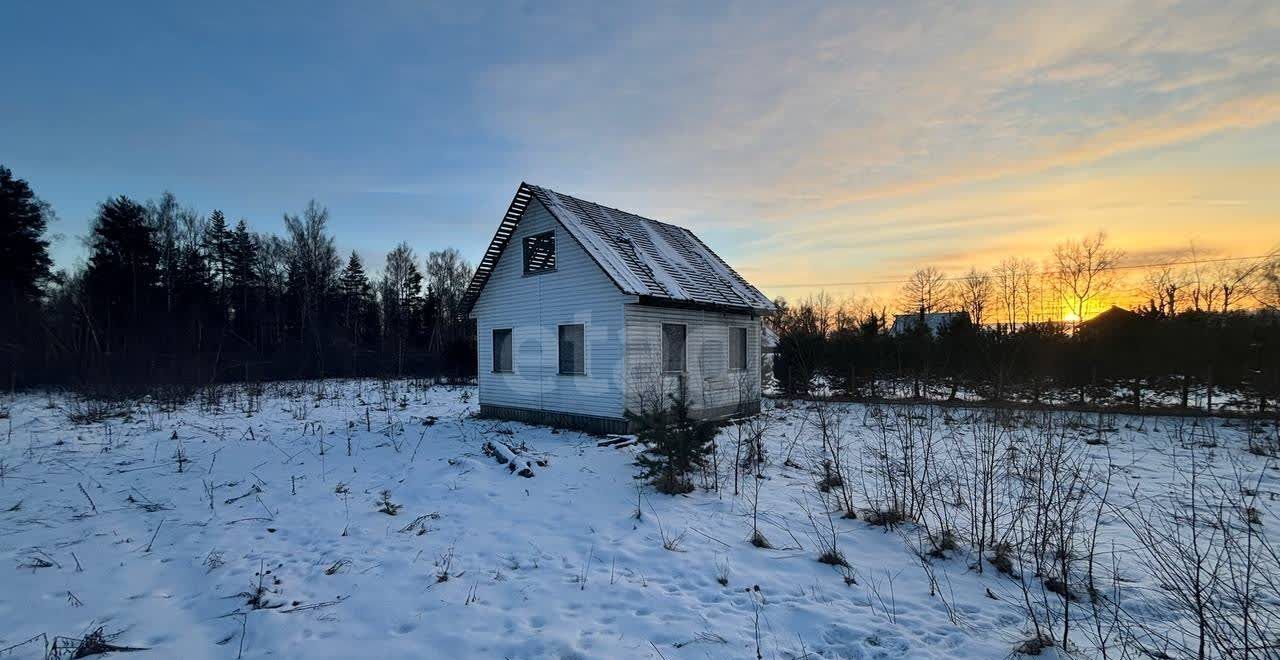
[475,0,1280,299]
[6,0,1276,290]
[486,1,1278,207]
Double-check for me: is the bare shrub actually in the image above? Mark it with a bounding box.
[64,396,127,425]
[805,401,857,517]
[860,404,943,525]
[799,491,848,568]
[955,409,1015,573]
[744,456,774,549]
[46,626,147,659]
[435,545,455,582]
[1006,412,1094,649]
[1118,438,1279,658]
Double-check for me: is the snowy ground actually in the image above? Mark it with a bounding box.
[1,381,1275,659]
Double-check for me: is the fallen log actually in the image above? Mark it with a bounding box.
[482,440,545,478]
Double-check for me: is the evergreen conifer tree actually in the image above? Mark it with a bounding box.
[203,209,232,301]
[339,251,373,345]
[628,382,717,494]
[0,165,55,386]
[0,165,54,305]
[85,195,161,343]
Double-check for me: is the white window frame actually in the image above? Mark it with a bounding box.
[491,328,513,374]
[558,323,587,376]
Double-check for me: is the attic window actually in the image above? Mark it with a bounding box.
[523,231,556,275]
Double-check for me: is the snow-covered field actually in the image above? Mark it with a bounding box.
[1,381,1276,659]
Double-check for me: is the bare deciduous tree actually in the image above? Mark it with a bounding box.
[994,257,1037,327]
[1049,232,1123,323]
[424,247,474,350]
[1260,253,1280,311]
[1140,263,1187,315]
[380,243,423,376]
[283,200,340,346]
[899,267,951,314]
[957,267,993,327]
[1207,249,1278,313]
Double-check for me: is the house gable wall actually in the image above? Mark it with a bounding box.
[472,198,633,420]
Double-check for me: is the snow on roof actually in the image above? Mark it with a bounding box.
[462,183,776,316]
[633,218,689,300]
[540,188,652,295]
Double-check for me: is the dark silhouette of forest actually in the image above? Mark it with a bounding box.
[5,162,1280,415]
[1,164,475,393]
[772,277,1280,416]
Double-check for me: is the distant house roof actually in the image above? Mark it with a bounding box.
[1079,305,1138,327]
[890,311,970,336]
[760,323,780,353]
[1077,305,1142,336]
[461,183,776,317]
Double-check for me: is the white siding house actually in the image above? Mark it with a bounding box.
[889,311,970,336]
[462,183,776,433]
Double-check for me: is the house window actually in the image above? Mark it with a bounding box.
[492,328,513,373]
[662,323,686,373]
[729,327,747,371]
[523,231,556,274]
[558,324,585,375]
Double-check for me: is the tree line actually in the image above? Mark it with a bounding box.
[1,164,475,392]
[772,234,1280,415]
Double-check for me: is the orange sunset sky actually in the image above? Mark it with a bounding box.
[3,1,1278,316]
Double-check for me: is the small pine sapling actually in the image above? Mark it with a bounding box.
[376,490,402,515]
[628,382,717,495]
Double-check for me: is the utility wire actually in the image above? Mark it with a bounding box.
[761,253,1276,289]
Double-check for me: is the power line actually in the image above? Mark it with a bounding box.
[761,253,1276,290]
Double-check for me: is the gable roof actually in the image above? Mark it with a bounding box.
[461,183,776,317]
[1079,305,1138,327]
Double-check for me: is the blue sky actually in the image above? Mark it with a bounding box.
[3,1,1278,302]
